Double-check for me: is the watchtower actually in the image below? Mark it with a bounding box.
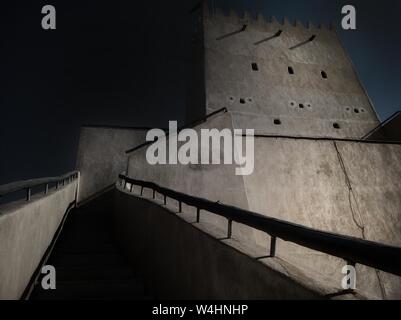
[187,3,380,139]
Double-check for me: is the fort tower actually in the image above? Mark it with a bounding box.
[187,4,380,139]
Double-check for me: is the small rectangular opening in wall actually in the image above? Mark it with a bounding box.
[321,71,328,79]
[288,66,294,75]
[251,63,259,71]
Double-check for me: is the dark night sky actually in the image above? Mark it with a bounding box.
[0,0,400,185]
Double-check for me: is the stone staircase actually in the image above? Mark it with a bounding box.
[30,191,148,300]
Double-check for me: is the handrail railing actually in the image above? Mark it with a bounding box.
[247,134,401,145]
[125,107,228,154]
[361,111,401,140]
[118,174,401,278]
[0,171,79,202]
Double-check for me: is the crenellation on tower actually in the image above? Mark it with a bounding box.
[255,13,267,26]
[204,2,335,34]
[294,19,304,28]
[306,20,317,30]
[270,16,281,28]
[282,17,292,27]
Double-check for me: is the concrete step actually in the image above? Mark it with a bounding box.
[29,192,150,300]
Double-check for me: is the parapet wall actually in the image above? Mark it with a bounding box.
[245,137,401,299]
[76,126,146,202]
[0,181,78,299]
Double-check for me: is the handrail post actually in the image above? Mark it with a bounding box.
[130,184,133,193]
[152,189,156,199]
[196,208,200,223]
[178,201,182,213]
[227,219,233,239]
[26,188,31,201]
[140,187,144,196]
[164,195,167,205]
[270,236,277,257]
[45,184,49,195]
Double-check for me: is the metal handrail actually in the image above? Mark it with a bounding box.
[125,107,228,154]
[248,134,401,146]
[0,171,79,202]
[361,111,401,140]
[119,174,401,277]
